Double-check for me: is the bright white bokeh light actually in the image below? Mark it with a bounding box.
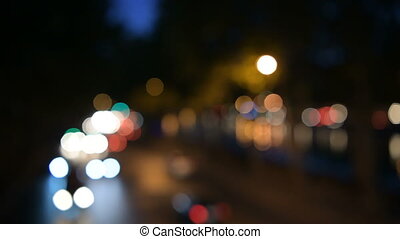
[49,157,69,178]
[86,159,106,179]
[301,108,321,127]
[59,146,81,160]
[81,134,108,154]
[60,132,85,152]
[82,117,99,135]
[388,103,400,124]
[256,55,277,75]
[329,104,348,124]
[73,187,95,209]
[52,189,73,211]
[103,158,121,178]
[91,111,121,134]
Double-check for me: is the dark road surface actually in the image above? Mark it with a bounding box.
[5,138,400,223]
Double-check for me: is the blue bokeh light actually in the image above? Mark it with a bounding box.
[107,0,160,38]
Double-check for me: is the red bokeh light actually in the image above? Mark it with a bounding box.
[189,204,209,224]
[319,107,333,126]
[118,118,134,136]
[107,134,127,152]
[126,128,141,141]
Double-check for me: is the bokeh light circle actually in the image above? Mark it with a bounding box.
[85,159,106,179]
[60,132,85,152]
[264,94,283,112]
[93,93,112,111]
[73,187,95,209]
[130,111,144,129]
[235,96,253,114]
[91,111,121,134]
[82,117,99,135]
[301,108,321,127]
[49,157,69,178]
[178,108,197,129]
[146,78,164,96]
[189,204,209,224]
[103,158,121,178]
[256,55,277,75]
[388,103,400,124]
[81,134,108,154]
[161,113,179,136]
[172,193,192,214]
[329,104,348,124]
[107,134,127,152]
[111,102,130,119]
[52,189,73,211]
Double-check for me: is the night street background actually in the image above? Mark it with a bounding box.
[3,0,400,223]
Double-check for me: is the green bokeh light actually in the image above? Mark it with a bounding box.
[111,102,130,118]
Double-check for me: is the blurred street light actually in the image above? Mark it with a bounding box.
[256,55,277,75]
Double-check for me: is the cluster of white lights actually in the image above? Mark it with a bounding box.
[60,131,109,159]
[52,187,95,211]
[60,132,85,152]
[86,158,120,180]
[81,134,108,154]
[58,102,137,162]
[91,111,121,134]
[47,96,141,213]
[82,117,99,135]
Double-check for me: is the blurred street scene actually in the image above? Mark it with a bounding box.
[3,0,400,223]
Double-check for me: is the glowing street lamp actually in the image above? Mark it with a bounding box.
[256,55,277,75]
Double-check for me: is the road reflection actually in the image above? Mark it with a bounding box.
[41,176,132,223]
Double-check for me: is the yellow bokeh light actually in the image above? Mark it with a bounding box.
[388,103,400,124]
[178,108,197,129]
[256,55,277,75]
[271,124,285,147]
[253,117,271,151]
[264,93,283,112]
[93,93,112,111]
[162,113,179,136]
[235,95,253,114]
[146,78,164,96]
